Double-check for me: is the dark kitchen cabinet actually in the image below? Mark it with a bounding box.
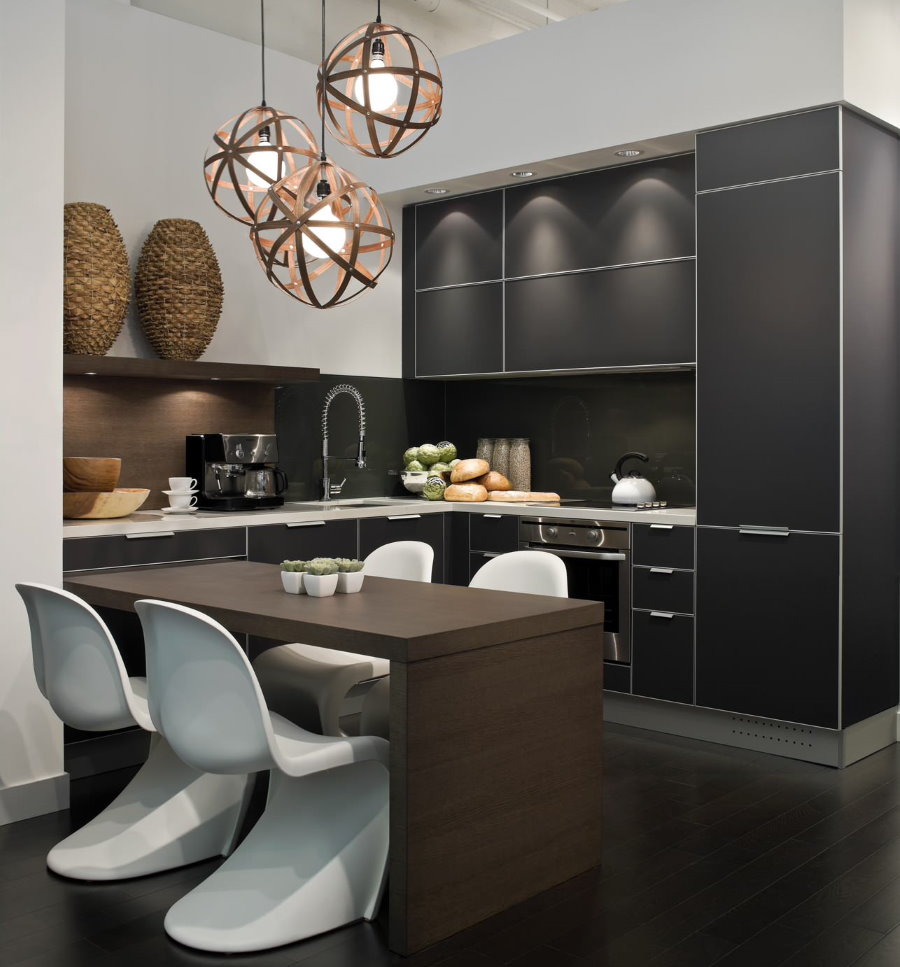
[415,191,503,290]
[505,154,695,278]
[695,527,839,728]
[505,259,695,372]
[247,519,358,564]
[632,523,694,570]
[415,283,503,377]
[632,567,694,615]
[696,173,840,532]
[469,512,519,553]
[359,513,445,583]
[696,107,839,192]
[64,527,246,572]
[632,612,694,705]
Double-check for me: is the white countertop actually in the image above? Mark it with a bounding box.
[63,498,696,538]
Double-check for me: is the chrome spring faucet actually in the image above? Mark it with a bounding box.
[321,384,367,499]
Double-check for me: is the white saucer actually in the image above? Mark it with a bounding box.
[161,506,198,514]
[162,489,198,496]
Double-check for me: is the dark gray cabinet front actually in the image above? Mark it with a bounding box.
[416,191,503,289]
[696,173,840,532]
[505,260,695,372]
[64,528,246,572]
[247,520,358,564]
[505,154,695,278]
[695,527,839,728]
[359,513,445,583]
[632,612,694,705]
[469,512,519,553]
[416,284,503,377]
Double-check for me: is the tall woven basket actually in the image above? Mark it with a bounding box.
[134,219,223,361]
[63,203,130,355]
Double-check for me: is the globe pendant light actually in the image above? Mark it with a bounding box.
[203,0,317,224]
[317,0,442,159]
[249,0,394,309]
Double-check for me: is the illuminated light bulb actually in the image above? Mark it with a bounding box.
[302,203,348,260]
[245,130,281,188]
[353,54,399,113]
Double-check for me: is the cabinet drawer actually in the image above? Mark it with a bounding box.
[63,527,245,572]
[359,513,444,583]
[632,523,694,569]
[632,611,694,704]
[603,661,631,694]
[469,512,519,553]
[247,520,357,565]
[633,567,694,614]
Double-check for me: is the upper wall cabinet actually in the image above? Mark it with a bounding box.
[505,154,695,278]
[696,107,839,191]
[415,191,503,290]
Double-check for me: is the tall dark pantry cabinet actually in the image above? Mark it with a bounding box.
[695,108,900,749]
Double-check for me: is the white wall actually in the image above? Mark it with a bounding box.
[65,0,403,377]
[0,0,68,823]
[843,0,900,130]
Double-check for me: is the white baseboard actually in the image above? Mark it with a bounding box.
[0,772,69,826]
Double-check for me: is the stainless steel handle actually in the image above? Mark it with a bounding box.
[528,547,627,561]
[739,525,789,537]
[287,521,325,528]
[649,567,674,574]
[126,531,175,540]
[650,524,674,530]
[388,514,422,520]
[481,551,503,558]
[483,514,502,519]
[650,611,676,619]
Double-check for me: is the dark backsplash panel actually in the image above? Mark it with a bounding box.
[443,372,696,505]
[276,375,445,501]
[277,371,695,506]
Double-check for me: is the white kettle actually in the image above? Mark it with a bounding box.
[610,451,657,505]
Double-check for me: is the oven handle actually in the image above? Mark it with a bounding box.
[522,546,627,561]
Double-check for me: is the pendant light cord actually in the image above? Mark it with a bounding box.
[319,0,327,164]
[260,0,267,106]
[376,0,382,23]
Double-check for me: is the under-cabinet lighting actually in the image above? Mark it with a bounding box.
[84,371,97,375]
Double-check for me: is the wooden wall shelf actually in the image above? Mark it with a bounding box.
[63,354,319,384]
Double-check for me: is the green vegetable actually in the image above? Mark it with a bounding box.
[422,476,447,501]
[417,443,441,466]
[406,459,425,472]
[437,441,457,462]
[280,560,308,572]
[430,462,451,473]
[403,447,419,466]
[449,458,460,468]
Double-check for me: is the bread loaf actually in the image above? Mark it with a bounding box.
[487,490,561,502]
[450,458,489,483]
[476,471,512,492]
[444,482,489,502]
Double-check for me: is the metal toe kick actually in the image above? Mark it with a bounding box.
[603,693,899,768]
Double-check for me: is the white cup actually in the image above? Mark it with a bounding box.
[169,476,197,492]
[168,492,198,509]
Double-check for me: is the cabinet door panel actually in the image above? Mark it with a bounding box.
[697,175,840,531]
[505,260,695,372]
[632,569,694,615]
[63,528,246,572]
[359,514,444,583]
[696,108,839,191]
[247,520,358,564]
[632,524,694,569]
[416,284,503,377]
[632,612,694,704]
[505,154,695,278]
[416,191,503,289]
[695,528,839,727]
[469,513,519,552]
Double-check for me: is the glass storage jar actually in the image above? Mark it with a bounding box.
[508,438,531,491]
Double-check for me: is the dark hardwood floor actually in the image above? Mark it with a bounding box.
[4,725,900,966]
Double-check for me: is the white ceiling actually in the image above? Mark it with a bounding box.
[131,0,630,64]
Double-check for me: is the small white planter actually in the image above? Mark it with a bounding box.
[304,573,339,597]
[281,571,306,595]
[336,571,365,594]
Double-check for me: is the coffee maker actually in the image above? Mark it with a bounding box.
[186,434,288,511]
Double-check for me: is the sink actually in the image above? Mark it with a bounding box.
[285,501,420,512]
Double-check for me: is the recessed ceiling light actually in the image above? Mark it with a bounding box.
[615,149,643,158]
[424,187,448,195]
[510,170,534,178]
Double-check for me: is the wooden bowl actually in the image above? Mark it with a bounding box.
[63,457,122,492]
[63,488,150,519]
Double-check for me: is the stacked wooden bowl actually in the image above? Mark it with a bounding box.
[63,457,150,519]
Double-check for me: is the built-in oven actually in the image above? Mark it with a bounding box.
[519,517,630,662]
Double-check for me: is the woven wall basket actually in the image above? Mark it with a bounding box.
[134,219,224,361]
[63,202,130,355]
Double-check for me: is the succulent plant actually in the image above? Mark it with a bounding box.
[280,560,308,572]
[336,558,365,572]
[305,559,339,577]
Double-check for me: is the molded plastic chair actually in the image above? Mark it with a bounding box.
[15,583,249,881]
[359,550,569,739]
[253,540,434,735]
[135,599,389,954]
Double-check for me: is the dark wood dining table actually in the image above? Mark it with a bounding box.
[65,559,605,956]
